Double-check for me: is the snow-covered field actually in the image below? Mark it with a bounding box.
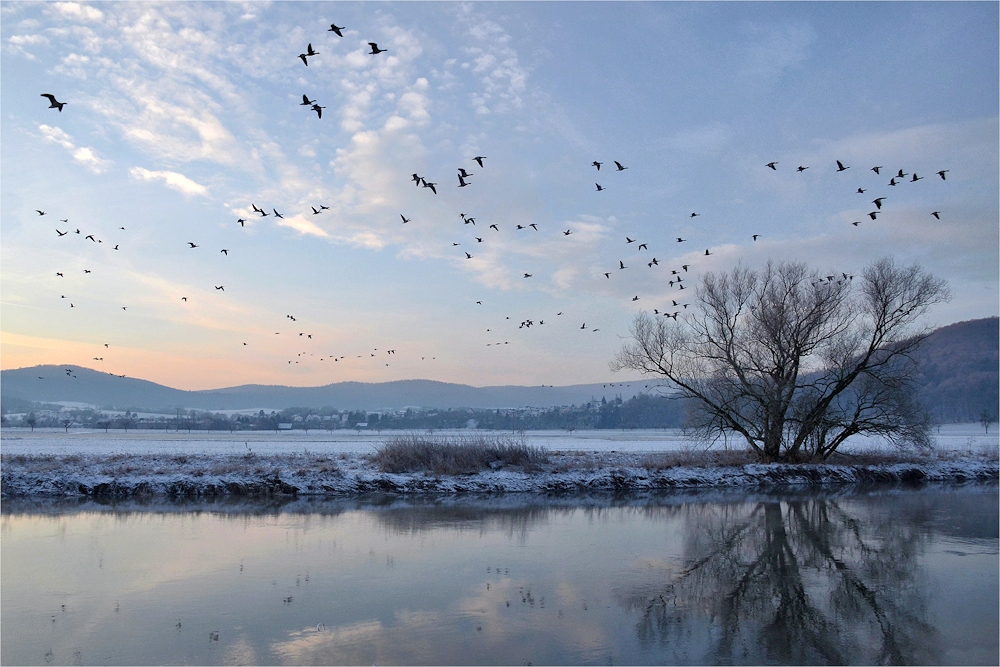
[2,423,997,456]
[2,425,996,499]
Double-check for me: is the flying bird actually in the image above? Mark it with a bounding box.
[188,242,199,248]
[328,23,345,37]
[55,272,63,277]
[473,156,486,167]
[937,170,949,180]
[871,166,883,174]
[868,211,879,220]
[458,175,469,187]
[595,183,605,191]
[36,209,46,216]
[614,161,627,171]
[523,273,532,278]
[931,211,941,220]
[273,209,284,218]
[221,249,229,255]
[310,104,325,119]
[752,234,760,241]
[797,166,808,172]
[563,229,571,235]
[465,252,472,259]
[872,197,886,209]
[626,237,635,244]
[489,224,499,231]
[401,214,410,224]
[237,218,246,226]
[766,161,778,170]
[896,169,908,179]
[836,160,849,171]
[368,42,387,54]
[423,181,437,194]
[457,167,473,178]
[676,237,686,243]
[215,285,225,291]
[690,212,700,218]
[40,94,66,111]
[638,243,647,250]
[888,178,897,186]
[56,229,67,236]
[704,249,712,256]
[85,234,95,241]
[311,206,321,214]
[592,161,602,170]
[857,188,866,193]
[910,173,922,182]
[300,94,316,106]
[619,260,626,269]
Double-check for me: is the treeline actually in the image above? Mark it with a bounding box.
[2,394,693,432]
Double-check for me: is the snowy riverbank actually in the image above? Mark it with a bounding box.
[2,448,996,499]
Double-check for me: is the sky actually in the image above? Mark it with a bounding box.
[2,1,997,391]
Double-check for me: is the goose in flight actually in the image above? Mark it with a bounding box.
[301,94,316,106]
[36,209,46,215]
[328,23,345,37]
[937,170,949,180]
[704,249,712,256]
[931,211,941,220]
[752,234,760,241]
[766,161,778,170]
[868,211,879,220]
[896,169,908,179]
[311,206,321,214]
[458,167,473,178]
[55,272,63,277]
[529,223,538,230]
[872,197,885,209]
[221,249,229,255]
[465,252,472,259]
[888,178,897,186]
[523,273,532,278]
[473,156,486,167]
[836,160,849,172]
[797,165,808,172]
[237,218,246,226]
[311,103,325,118]
[595,183,605,191]
[690,212,700,218]
[401,214,410,224]
[215,285,225,291]
[851,221,862,226]
[273,209,284,218]
[871,166,882,174]
[56,229,67,236]
[910,173,922,182]
[490,224,499,231]
[188,242,199,248]
[85,234,96,241]
[626,237,635,244]
[298,43,318,65]
[592,161,602,170]
[368,42,387,54]
[637,243,647,250]
[614,161,627,171]
[458,175,469,187]
[676,237,686,242]
[423,181,437,194]
[648,257,659,266]
[619,260,627,269]
[40,94,66,111]
[563,229,571,235]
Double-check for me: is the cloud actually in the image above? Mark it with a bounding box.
[38,124,111,173]
[129,166,208,196]
[275,215,330,238]
[735,21,815,81]
[6,33,48,58]
[51,2,104,22]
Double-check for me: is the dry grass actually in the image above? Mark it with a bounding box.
[370,433,548,475]
[640,449,761,470]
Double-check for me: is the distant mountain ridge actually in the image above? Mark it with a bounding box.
[2,318,996,419]
[0,369,648,413]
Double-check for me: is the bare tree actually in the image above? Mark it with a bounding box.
[612,258,950,461]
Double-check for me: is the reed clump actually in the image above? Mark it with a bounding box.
[371,433,548,475]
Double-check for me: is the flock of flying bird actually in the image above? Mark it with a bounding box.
[32,18,952,383]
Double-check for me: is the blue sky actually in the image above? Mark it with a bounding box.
[2,1,997,390]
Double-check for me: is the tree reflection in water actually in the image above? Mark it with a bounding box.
[620,497,940,665]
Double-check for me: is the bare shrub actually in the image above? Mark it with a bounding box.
[371,433,548,475]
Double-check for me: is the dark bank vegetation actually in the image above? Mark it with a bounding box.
[370,433,548,475]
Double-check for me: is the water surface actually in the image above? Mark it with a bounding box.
[3,485,997,665]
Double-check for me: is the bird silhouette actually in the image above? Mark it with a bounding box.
[401,215,410,224]
[523,273,532,278]
[836,160,849,171]
[857,188,866,193]
[563,229,571,235]
[896,169,907,179]
[221,249,229,255]
[704,249,712,256]
[852,221,862,226]
[215,286,225,291]
[752,234,760,241]
[888,178,897,187]
[626,237,635,244]
[458,167,473,178]
[931,211,941,220]
[868,211,879,220]
[614,161,627,171]
[328,23,345,37]
[490,224,499,231]
[41,94,66,111]
[690,212,700,218]
[465,252,472,259]
[311,206,321,214]
[910,173,922,182]
[873,197,886,209]
[273,209,284,218]
[56,229,67,236]
[473,156,486,167]
[529,223,538,230]
[188,242,199,248]
[300,94,316,106]
[592,161,602,170]
[766,161,777,170]
[368,42,387,54]
[619,260,627,269]
[937,170,949,180]
[458,175,469,187]
[797,166,808,172]
[871,166,883,174]
[595,183,604,191]
[85,234,95,241]
[56,272,63,277]
[311,104,325,119]
[638,243,647,250]
[676,237,686,243]
[181,297,188,301]
[237,218,246,226]
[423,181,437,194]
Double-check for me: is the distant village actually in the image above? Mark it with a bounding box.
[1,393,691,432]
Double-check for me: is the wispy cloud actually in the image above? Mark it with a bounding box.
[38,124,111,173]
[129,166,208,197]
